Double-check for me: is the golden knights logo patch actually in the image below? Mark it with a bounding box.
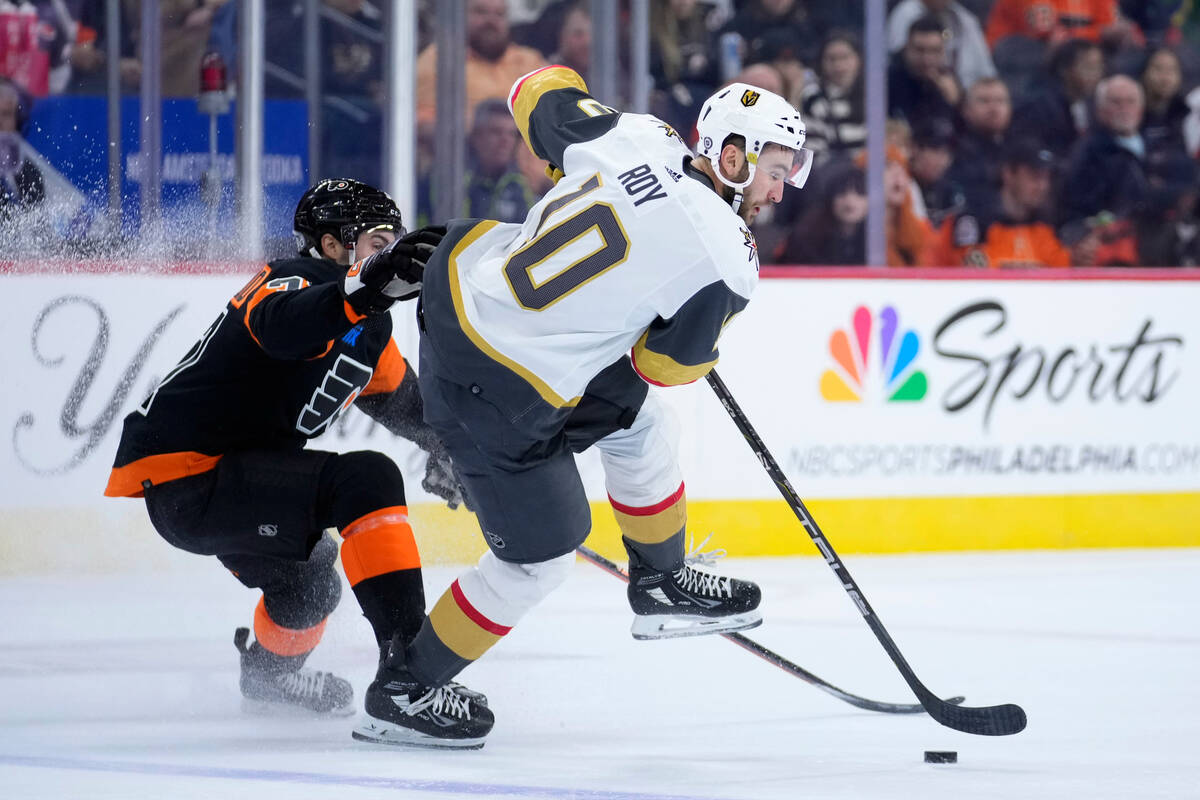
[656,121,685,145]
[740,89,760,107]
[740,226,758,265]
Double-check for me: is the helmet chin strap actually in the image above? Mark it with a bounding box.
[711,157,752,214]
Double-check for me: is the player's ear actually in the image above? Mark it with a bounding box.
[719,143,748,183]
[321,233,348,264]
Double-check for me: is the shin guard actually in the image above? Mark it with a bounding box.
[340,505,426,645]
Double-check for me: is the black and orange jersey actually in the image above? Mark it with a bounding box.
[105,257,410,498]
[984,0,1119,45]
[934,206,1072,268]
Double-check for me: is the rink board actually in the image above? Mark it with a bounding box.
[2,264,1198,571]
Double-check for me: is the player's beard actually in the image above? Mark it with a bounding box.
[737,193,761,225]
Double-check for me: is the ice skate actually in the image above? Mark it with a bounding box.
[234,627,354,716]
[627,549,762,640]
[352,634,493,749]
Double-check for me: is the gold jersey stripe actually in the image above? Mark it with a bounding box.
[631,330,718,387]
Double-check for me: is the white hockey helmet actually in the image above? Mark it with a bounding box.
[695,82,813,199]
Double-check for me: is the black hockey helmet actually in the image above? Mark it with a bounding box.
[293,178,405,258]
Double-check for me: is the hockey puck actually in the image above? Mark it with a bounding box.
[924,751,957,764]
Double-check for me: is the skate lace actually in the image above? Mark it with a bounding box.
[684,531,727,567]
[673,564,732,597]
[405,685,472,720]
[279,669,326,701]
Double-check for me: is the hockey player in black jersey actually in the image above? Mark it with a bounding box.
[105,179,492,747]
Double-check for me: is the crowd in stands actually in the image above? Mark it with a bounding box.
[5,0,1200,267]
[811,0,1200,268]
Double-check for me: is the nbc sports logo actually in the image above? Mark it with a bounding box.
[820,305,928,402]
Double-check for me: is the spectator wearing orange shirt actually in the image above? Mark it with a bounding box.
[416,0,546,126]
[985,0,1138,49]
[858,145,934,266]
[935,140,1098,267]
[415,0,547,187]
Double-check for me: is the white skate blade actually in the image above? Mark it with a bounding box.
[631,609,763,640]
[240,696,356,718]
[351,716,487,750]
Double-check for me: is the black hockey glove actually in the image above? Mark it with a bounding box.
[342,225,447,316]
[421,443,472,511]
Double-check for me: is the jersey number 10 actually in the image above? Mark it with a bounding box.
[503,176,631,311]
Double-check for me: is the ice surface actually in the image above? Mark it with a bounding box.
[2,549,1198,799]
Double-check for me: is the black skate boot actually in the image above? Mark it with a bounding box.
[353,634,493,749]
[627,551,762,640]
[234,627,354,716]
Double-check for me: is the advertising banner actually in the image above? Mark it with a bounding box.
[687,278,1200,499]
[26,97,308,240]
[2,269,1197,568]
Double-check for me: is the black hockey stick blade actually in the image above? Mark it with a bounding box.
[575,545,962,715]
[705,369,1027,736]
[915,685,1027,736]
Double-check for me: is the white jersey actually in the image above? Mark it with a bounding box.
[428,66,758,409]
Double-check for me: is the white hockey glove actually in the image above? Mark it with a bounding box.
[342,225,446,316]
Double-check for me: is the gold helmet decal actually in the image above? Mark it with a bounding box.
[740,89,760,107]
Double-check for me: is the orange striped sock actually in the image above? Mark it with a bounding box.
[340,505,426,644]
[340,505,421,587]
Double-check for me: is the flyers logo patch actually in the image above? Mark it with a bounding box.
[740,90,760,107]
[296,354,373,435]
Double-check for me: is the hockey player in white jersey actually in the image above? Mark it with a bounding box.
[351,66,811,748]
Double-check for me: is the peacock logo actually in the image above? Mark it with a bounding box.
[820,305,928,402]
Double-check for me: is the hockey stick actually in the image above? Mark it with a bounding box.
[705,369,1027,736]
[576,544,959,714]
